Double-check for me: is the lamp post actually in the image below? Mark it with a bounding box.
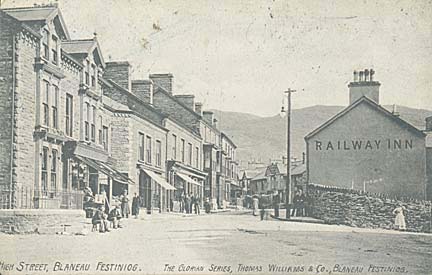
[281,88,296,219]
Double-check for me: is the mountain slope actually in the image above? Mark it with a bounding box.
[212,105,432,165]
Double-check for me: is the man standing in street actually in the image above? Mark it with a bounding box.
[273,191,280,217]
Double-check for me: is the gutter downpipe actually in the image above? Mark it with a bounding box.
[10,32,17,209]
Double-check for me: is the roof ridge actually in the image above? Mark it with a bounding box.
[63,39,95,43]
[2,6,57,11]
[305,96,425,140]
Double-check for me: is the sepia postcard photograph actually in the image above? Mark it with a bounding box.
[0,0,431,274]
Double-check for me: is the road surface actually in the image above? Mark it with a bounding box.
[0,211,431,275]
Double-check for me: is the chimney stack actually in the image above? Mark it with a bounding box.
[426,116,432,131]
[149,73,173,94]
[348,68,381,105]
[195,102,203,116]
[203,111,215,125]
[174,95,195,111]
[104,61,132,91]
[131,80,153,104]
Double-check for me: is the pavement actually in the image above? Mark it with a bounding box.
[0,210,431,275]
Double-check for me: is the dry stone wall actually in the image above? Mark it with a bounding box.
[307,183,432,233]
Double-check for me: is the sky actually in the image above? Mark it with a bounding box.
[3,0,432,116]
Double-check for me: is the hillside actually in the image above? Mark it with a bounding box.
[212,105,432,166]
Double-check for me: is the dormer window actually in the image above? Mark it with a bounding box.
[51,36,58,65]
[91,64,96,87]
[42,29,49,60]
[85,60,90,86]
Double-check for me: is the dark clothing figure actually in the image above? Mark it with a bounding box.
[204,199,211,214]
[92,209,109,232]
[185,195,191,214]
[259,198,266,221]
[179,194,185,213]
[193,196,200,214]
[170,199,174,212]
[131,195,140,217]
[120,194,130,218]
[83,188,95,218]
[273,194,280,217]
[291,192,306,217]
[108,207,122,229]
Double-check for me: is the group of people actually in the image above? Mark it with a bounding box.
[84,188,143,233]
[118,190,142,219]
[91,204,123,233]
[178,193,201,214]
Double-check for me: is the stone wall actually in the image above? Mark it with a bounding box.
[0,209,85,234]
[308,183,432,233]
[0,12,16,191]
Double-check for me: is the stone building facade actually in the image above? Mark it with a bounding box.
[0,5,239,214]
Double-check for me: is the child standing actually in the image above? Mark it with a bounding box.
[392,203,407,231]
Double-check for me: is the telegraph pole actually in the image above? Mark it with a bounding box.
[284,88,296,219]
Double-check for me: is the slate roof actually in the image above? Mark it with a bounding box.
[3,6,57,21]
[305,96,426,140]
[62,39,95,54]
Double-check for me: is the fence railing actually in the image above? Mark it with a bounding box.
[0,187,84,210]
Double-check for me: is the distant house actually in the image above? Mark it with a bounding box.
[239,169,264,195]
[265,161,307,201]
[249,170,268,195]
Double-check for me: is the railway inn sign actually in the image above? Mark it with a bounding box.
[314,139,414,151]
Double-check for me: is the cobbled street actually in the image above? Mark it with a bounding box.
[0,211,431,275]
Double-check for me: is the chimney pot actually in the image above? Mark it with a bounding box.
[370,69,375,81]
[348,68,380,105]
[364,69,370,81]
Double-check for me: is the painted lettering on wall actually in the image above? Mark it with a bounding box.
[314,139,413,151]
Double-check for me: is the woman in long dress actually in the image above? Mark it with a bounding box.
[131,193,140,218]
[392,203,406,231]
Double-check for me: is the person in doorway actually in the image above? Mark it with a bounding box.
[120,189,130,218]
[393,203,407,231]
[131,193,141,219]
